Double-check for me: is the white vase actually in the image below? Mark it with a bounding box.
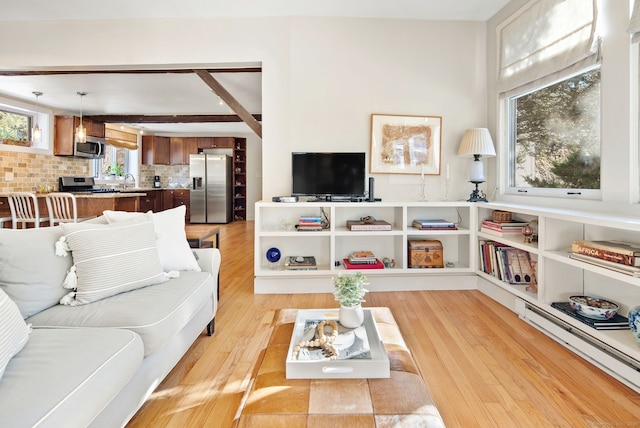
[339,305,364,328]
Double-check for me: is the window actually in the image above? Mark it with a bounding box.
[497,0,600,198]
[0,108,32,142]
[509,67,601,192]
[93,146,129,178]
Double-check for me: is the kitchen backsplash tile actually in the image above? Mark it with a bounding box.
[0,149,191,192]
[0,150,90,192]
[139,164,189,188]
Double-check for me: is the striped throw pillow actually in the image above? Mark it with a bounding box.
[59,214,167,306]
[0,288,30,379]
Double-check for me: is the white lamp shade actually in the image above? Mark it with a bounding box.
[457,128,496,157]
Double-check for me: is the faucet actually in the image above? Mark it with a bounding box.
[123,173,136,190]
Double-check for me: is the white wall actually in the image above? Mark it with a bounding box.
[0,16,489,204]
[487,0,640,216]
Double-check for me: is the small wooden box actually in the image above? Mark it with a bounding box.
[408,240,444,268]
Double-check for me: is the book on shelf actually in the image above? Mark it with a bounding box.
[297,225,323,231]
[284,256,317,270]
[551,302,630,330]
[411,219,457,230]
[480,226,524,237]
[346,220,392,231]
[571,239,640,267]
[343,258,385,269]
[502,247,534,285]
[568,253,640,277]
[481,219,530,230]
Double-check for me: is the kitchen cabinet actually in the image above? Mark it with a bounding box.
[142,136,170,165]
[163,189,190,221]
[197,137,234,149]
[138,190,162,213]
[170,137,199,165]
[54,115,106,156]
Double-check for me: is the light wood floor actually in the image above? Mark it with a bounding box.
[127,221,640,427]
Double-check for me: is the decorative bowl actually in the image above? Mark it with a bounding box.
[569,295,619,320]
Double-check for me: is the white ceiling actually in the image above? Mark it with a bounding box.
[0,0,510,22]
[0,0,509,135]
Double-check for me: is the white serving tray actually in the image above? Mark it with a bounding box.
[286,308,390,379]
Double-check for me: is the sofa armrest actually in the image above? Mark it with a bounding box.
[193,248,221,277]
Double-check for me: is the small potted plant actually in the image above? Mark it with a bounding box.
[333,272,369,328]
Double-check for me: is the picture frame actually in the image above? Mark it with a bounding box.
[370,114,442,175]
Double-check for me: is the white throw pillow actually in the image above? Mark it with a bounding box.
[0,288,30,379]
[59,214,168,306]
[0,226,72,318]
[103,206,201,272]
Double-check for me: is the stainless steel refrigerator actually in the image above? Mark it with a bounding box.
[190,154,233,223]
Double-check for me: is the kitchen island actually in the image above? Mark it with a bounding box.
[0,192,147,226]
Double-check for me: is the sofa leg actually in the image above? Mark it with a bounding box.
[207,319,215,336]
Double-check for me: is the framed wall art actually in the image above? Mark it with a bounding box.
[369,114,442,175]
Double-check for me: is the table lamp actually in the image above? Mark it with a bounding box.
[457,128,496,202]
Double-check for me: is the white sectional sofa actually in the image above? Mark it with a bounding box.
[0,207,220,428]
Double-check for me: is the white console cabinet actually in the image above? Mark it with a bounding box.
[254,201,476,293]
[475,202,640,393]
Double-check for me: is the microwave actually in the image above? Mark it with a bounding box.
[74,135,106,159]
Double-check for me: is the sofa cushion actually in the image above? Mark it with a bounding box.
[27,270,214,356]
[103,205,201,272]
[59,214,167,306]
[0,288,30,379]
[0,226,72,318]
[0,328,143,428]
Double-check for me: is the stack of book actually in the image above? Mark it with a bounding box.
[552,302,629,330]
[343,251,384,269]
[297,216,323,232]
[284,256,317,270]
[480,219,530,237]
[411,219,457,230]
[570,239,640,277]
[479,240,535,285]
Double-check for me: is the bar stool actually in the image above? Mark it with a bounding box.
[7,192,48,229]
[46,192,92,226]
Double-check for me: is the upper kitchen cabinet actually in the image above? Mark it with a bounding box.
[141,135,170,165]
[54,115,106,156]
[170,137,198,165]
[197,137,235,150]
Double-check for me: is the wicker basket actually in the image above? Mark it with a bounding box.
[491,210,512,223]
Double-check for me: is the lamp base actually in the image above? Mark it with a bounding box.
[467,181,488,202]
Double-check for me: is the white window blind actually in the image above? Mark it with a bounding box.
[497,0,598,95]
[629,0,640,43]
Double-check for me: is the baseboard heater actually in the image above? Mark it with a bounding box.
[517,300,640,393]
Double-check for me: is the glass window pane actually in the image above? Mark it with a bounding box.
[0,109,31,141]
[509,68,601,190]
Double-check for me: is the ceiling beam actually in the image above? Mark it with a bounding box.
[194,69,262,139]
[85,114,261,124]
[0,68,261,76]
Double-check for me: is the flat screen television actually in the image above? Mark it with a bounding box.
[292,152,366,199]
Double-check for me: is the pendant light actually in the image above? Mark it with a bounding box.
[75,91,87,143]
[32,91,42,144]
